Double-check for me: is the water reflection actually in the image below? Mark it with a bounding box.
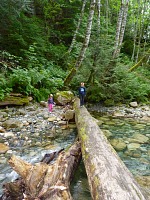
[71,161,91,200]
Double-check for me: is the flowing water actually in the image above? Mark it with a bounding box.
[0,107,150,199]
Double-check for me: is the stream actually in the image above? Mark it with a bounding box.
[0,103,150,198]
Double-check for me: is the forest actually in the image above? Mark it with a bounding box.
[0,0,150,104]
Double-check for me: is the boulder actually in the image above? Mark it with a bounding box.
[129,102,138,108]
[55,91,74,105]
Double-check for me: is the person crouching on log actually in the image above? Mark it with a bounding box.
[78,82,86,107]
[48,94,54,113]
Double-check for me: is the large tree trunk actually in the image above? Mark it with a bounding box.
[74,98,148,200]
[1,142,81,200]
[64,0,96,86]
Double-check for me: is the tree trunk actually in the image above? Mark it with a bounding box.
[64,0,96,86]
[74,98,148,200]
[68,0,87,54]
[113,0,129,58]
[2,142,81,200]
[113,0,124,58]
[128,48,150,72]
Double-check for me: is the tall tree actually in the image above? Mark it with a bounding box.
[113,0,129,58]
[68,0,87,54]
[64,0,96,86]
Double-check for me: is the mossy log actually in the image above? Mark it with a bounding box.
[2,142,81,200]
[0,95,29,106]
[74,98,148,200]
[128,48,150,72]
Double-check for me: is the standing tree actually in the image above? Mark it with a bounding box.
[64,0,96,86]
[68,0,87,54]
[113,0,129,58]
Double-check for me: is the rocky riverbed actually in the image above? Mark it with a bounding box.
[0,101,150,198]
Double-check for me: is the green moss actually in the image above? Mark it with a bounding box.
[94,176,99,187]
[0,96,29,106]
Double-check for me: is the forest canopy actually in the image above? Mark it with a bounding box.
[0,0,150,104]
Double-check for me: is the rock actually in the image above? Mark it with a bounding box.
[0,143,9,154]
[64,109,75,122]
[127,143,141,150]
[132,133,149,144]
[141,116,150,122]
[0,96,29,106]
[55,91,74,105]
[132,150,142,158]
[109,138,127,151]
[129,102,138,108]
[0,131,15,138]
[48,116,57,122]
[2,119,23,129]
[0,112,8,118]
[102,129,113,139]
[0,126,5,133]
[134,124,146,129]
[40,101,47,107]
[113,111,124,117]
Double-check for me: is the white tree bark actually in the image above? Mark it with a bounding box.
[74,98,148,200]
[68,0,87,53]
[75,0,96,68]
[113,0,129,58]
[64,0,96,86]
[97,0,101,35]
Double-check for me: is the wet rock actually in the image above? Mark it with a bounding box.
[109,138,126,151]
[132,150,142,158]
[127,143,141,150]
[131,133,149,144]
[102,129,113,139]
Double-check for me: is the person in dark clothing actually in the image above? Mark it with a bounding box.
[78,82,86,107]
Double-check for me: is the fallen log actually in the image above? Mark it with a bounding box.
[74,98,148,200]
[1,142,81,200]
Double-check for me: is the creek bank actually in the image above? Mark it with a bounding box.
[0,101,150,198]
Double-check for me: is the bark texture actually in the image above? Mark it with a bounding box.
[113,0,129,58]
[2,142,81,200]
[74,98,148,200]
[64,0,96,86]
[68,0,87,54]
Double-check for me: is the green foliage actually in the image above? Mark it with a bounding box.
[0,74,12,100]
[6,64,65,101]
[0,0,149,104]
